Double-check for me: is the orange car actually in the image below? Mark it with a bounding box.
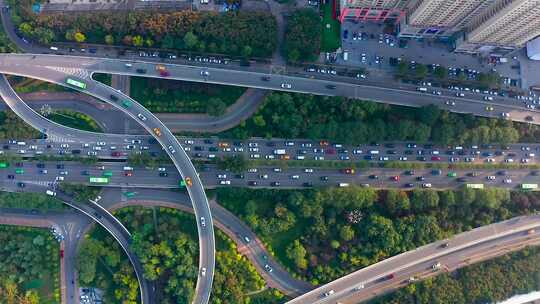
[185,177,193,187]
[153,127,162,137]
[218,142,230,148]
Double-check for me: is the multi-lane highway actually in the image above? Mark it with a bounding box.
[0,55,216,304]
[0,54,539,126]
[287,214,540,304]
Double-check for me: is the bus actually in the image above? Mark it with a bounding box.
[15,168,24,174]
[65,78,87,90]
[466,184,484,189]
[0,162,9,168]
[89,177,109,184]
[123,191,136,198]
[102,170,113,177]
[521,184,538,190]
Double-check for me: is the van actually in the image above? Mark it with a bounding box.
[46,190,56,196]
[123,166,134,171]
[17,142,26,146]
[343,51,349,61]
[369,150,380,155]
[50,46,58,51]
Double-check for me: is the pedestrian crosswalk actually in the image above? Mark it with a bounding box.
[46,66,91,80]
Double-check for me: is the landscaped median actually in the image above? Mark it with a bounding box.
[48,109,103,133]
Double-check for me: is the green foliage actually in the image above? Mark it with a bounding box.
[284,9,321,62]
[320,2,341,52]
[0,191,65,210]
[58,183,101,202]
[216,155,248,173]
[217,187,540,285]
[13,7,277,58]
[130,77,245,114]
[369,247,540,304]
[222,93,528,145]
[0,225,60,302]
[80,206,267,303]
[0,110,40,139]
[48,110,103,133]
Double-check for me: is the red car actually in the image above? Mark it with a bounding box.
[342,168,356,175]
[111,151,122,157]
[159,70,170,77]
[124,171,133,177]
[392,175,400,181]
[319,140,329,146]
[431,156,441,161]
[60,250,64,258]
[385,273,395,280]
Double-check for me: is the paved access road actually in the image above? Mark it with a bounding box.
[0,55,215,304]
[287,214,540,304]
[0,54,538,126]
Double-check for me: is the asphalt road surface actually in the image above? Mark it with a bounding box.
[287,214,540,304]
[0,54,215,304]
[0,54,539,126]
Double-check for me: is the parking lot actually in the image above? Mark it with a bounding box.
[336,21,524,87]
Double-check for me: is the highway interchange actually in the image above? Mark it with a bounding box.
[1,52,538,303]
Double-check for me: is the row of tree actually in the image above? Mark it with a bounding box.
[370,246,540,304]
[222,92,528,145]
[217,187,540,285]
[11,1,277,58]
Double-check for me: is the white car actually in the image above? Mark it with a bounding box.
[158,167,166,172]
[168,145,176,153]
[273,168,282,172]
[60,144,69,148]
[281,83,292,89]
[87,151,97,156]
[201,267,207,276]
[219,180,231,185]
[184,140,194,145]
[97,141,106,146]
[137,113,147,121]
[250,154,260,159]
[247,168,258,173]
[201,70,209,76]
[291,175,300,179]
[248,142,258,147]
[217,174,227,179]
[304,168,314,173]
[200,217,206,227]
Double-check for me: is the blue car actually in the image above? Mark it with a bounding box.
[343,30,349,39]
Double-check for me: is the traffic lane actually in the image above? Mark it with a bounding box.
[287,214,540,304]
[4,162,540,190]
[334,229,540,304]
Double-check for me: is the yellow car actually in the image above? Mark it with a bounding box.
[185,177,193,187]
[153,127,162,137]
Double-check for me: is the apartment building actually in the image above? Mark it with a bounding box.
[398,0,496,38]
[456,0,540,53]
[339,0,409,22]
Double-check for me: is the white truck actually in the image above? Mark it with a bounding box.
[273,149,286,155]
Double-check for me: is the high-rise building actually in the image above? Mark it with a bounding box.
[456,0,540,53]
[398,0,496,38]
[339,0,408,22]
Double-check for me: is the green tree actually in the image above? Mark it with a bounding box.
[18,22,33,37]
[434,66,448,79]
[207,97,227,116]
[242,45,253,58]
[415,64,429,79]
[397,61,409,75]
[417,104,441,126]
[286,240,308,270]
[105,34,114,45]
[132,35,144,47]
[183,31,199,50]
[74,32,86,43]
[339,225,355,241]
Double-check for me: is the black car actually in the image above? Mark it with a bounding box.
[387,150,397,154]
[303,182,313,187]
[81,170,89,175]
[457,177,467,182]
[326,84,336,90]
[405,170,415,175]
[404,150,414,155]
[7,175,14,179]
[320,176,329,181]
[2,145,9,150]
[15,162,23,167]
[159,172,168,177]
[194,146,204,151]
[56,164,64,169]
[136,68,147,74]
[110,94,119,101]
[416,156,426,161]
[384,143,395,148]
[416,176,425,181]
[404,183,415,188]
[235,174,245,179]
[37,163,45,168]
[248,181,258,186]
[208,147,218,152]
[17,182,25,188]
[271,182,281,187]
[204,139,214,144]
[364,155,374,160]
[261,76,271,81]
[498,170,507,176]
[72,149,81,154]
[369,174,379,179]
